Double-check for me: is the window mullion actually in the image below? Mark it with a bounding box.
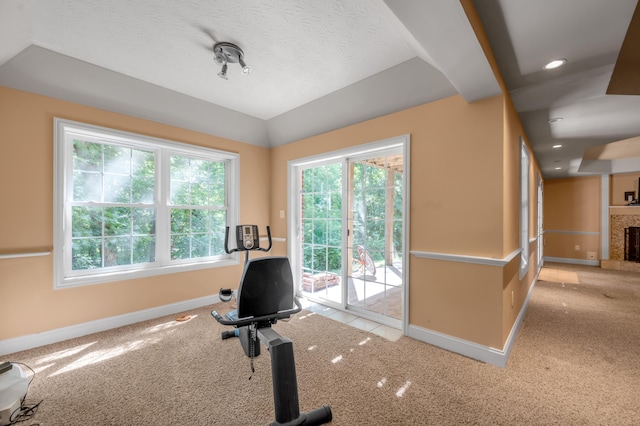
[156,150,171,266]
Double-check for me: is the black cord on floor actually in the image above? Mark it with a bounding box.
[9,399,42,424]
[5,361,42,425]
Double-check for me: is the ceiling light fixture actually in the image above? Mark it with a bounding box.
[555,167,562,170]
[548,117,564,123]
[213,42,251,79]
[552,144,563,148]
[544,59,567,70]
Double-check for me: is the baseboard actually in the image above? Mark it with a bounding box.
[500,274,539,366]
[544,256,600,266]
[407,324,509,367]
[407,275,539,368]
[0,294,220,356]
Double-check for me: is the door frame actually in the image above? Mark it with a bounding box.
[287,135,410,333]
[537,173,544,272]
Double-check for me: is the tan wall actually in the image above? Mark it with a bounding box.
[1,84,539,351]
[271,94,512,347]
[271,94,506,257]
[543,176,601,261]
[501,252,521,343]
[411,259,503,348]
[610,172,640,205]
[463,0,542,346]
[0,86,270,340]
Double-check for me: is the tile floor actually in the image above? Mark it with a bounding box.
[300,299,403,342]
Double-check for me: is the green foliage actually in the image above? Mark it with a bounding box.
[105,236,132,267]
[72,139,155,203]
[327,219,341,246]
[300,160,403,276]
[170,155,226,206]
[169,208,226,260]
[72,206,102,237]
[167,156,227,260]
[71,206,157,270]
[365,163,387,188]
[104,207,131,236]
[70,141,229,270]
[72,238,102,270]
[300,162,344,273]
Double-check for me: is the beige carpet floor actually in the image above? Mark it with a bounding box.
[5,263,640,425]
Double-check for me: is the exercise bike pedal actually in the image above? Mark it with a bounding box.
[221,329,239,340]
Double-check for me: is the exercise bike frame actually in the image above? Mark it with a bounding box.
[212,225,332,425]
[211,297,302,328]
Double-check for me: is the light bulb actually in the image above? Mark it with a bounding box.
[543,59,566,70]
[218,63,228,80]
[239,58,251,74]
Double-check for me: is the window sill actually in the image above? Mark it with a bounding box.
[55,257,238,289]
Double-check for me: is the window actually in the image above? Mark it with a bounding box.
[54,119,238,288]
[520,138,530,279]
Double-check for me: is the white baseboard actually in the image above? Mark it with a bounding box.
[407,275,539,368]
[0,294,220,356]
[407,324,509,367]
[544,256,600,266]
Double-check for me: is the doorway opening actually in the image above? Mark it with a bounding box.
[288,136,409,330]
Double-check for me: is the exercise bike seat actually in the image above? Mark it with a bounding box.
[212,256,301,328]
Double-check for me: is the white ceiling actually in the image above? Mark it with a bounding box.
[1,0,639,179]
[35,0,419,120]
[475,0,640,178]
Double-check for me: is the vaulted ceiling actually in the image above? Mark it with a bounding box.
[1,0,638,179]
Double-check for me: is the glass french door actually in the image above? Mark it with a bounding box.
[295,146,405,328]
[299,162,344,304]
[346,153,403,326]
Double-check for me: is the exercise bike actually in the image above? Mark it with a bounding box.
[211,225,332,426]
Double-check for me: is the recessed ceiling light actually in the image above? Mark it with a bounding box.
[552,144,563,148]
[548,117,564,123]
[555,167,562,170]
[544,59,567,70]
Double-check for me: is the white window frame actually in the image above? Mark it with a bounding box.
[53,118,239,288]
[520,138,530,279]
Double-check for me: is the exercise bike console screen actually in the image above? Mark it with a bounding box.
[237,224,260,250]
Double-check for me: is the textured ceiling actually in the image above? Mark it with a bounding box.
[31,0,416,120]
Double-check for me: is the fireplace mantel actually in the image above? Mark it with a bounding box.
[610,206,640,215]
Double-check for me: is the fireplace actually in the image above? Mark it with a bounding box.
[602,207,640,271]
[624,226,640,262]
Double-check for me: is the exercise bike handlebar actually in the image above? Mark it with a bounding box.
[211,297,302,328]
[224,226,272,254]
